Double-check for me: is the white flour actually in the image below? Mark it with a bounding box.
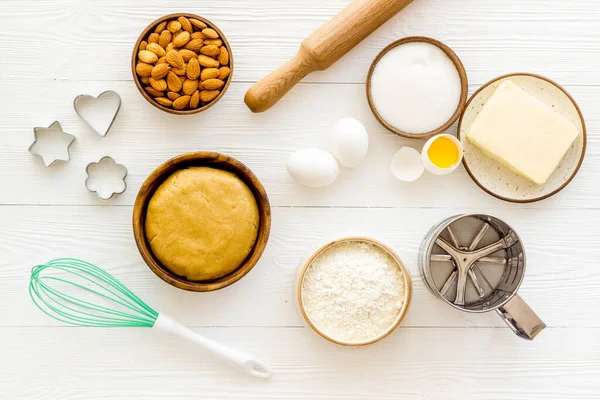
[301,241,407,343]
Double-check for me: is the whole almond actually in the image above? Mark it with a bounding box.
[200,45,220,57]
[155,97,173,107]
[173,95,191,110]
[154,21,167,33]
[167,91,181,100]
[189,90,200,109]
[167,20,182,33]
[141,76,150,84]
[189,18,207,30]
[151,63,170,79]
[159,30,172,48]
[165,50,184,68]
[156,56,167,64]
[200,68,220,80]
[179,49,197,62]
[204,39,223,47]
[218,66,231,80]
[145,86,164,97]
[139,40,147,51]
[148,32,160,44]
[184,39,204,52]
[138,50,158,64]
[166,43,174,53]
[202,28,219,39]
[135,62,154,77]
[191,32,206,40]
[146,43,166,57]
[167,71,182,92]
[218,47,229,65]
[203,78,224,90]
[187,58,200,80]
[172,31,191,48]
[200,90,220,102]
[149,77,168,92]
[182,79,199,95]
[178,16,193,33]
[197,55,220,68]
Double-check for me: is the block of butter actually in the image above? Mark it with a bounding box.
[466,80,579,185]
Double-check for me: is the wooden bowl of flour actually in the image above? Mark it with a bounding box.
[294,236,412,346]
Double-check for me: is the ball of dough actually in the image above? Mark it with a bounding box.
[145,167,260,281]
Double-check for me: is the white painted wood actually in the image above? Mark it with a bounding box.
[2,0,600,398]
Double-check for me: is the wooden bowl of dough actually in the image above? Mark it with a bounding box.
[133,152,271,291]
[366,36,468,139]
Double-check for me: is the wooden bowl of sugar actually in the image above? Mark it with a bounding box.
[294,237,412,346]
[366,36,468,139]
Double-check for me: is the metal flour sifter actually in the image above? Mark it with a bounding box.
[419,214,546,340]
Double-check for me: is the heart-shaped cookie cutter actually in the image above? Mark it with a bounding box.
[73,90,122,137]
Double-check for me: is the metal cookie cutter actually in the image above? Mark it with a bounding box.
[85,156,128,200]
[419,214,546,340]
[29,121,76,167]
[73,90,122,137]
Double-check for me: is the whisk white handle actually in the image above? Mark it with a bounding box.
[153,313,272,379]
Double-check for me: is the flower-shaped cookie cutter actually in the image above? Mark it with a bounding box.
[29,121,76,167]
[85,156,128,200]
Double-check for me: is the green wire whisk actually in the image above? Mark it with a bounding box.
[29,258,271,378]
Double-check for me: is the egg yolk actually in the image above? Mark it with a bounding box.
[427,137,459,168]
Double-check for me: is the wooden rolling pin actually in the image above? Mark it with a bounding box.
[244,0,415,113]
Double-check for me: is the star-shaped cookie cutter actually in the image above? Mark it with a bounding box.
[29,121,76,167]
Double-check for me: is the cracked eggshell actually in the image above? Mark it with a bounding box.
[286,148,339,188]
[391,147,424,182]
[332,117,368,168]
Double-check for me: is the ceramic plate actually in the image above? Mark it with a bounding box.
[457,73,586,203]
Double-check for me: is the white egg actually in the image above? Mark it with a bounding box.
[332,118,369,168]
[286,148,339,187]
[390,147,424,182]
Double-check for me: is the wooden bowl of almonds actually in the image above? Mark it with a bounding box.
[132,13,233,114]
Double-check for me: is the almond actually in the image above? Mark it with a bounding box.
[197,55,220,68]
[200,90,220,102]
[202,28,219,39]
[156,56,167,64]
[146,43,166,57]
[167,71,183,92]
[154,21,167,34]
[173,95,191,110]
[139,40,147,51]
[184,39,204,52]
[155,97,173,107]
[189,18,207,30]
[200,68,220,80]
[167,91,181,100]
[191,32,206,40]
[182,79,199,95]
[149,77,167,92]
[166,43,174,53]
[202,78,224,90]
[204,39,223,47]
[178,16,193,33]
[172,31,190,48]
[200,44,220,57]
[141,76,150,84]
[145,86,164,97]
[172,65,187,75]
[189,90,200,109]
[165,50,184,68]
[186,58,201,80]
[218,47,229,65]
[167,20,182,33]
[179,49,197,62]
[159,30,172,48]
[218,66,231,80]
[151,63,170,79]
[148,32,160,44]
[138,50,158,64]
[135,62,154,77]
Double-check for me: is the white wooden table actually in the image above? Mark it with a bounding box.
[2,0,600,398]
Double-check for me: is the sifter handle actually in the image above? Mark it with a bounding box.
[153,313,271,378]
[496,294,546,340]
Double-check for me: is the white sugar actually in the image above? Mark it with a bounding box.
[301,241,406,343]
[370,41,462,134]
